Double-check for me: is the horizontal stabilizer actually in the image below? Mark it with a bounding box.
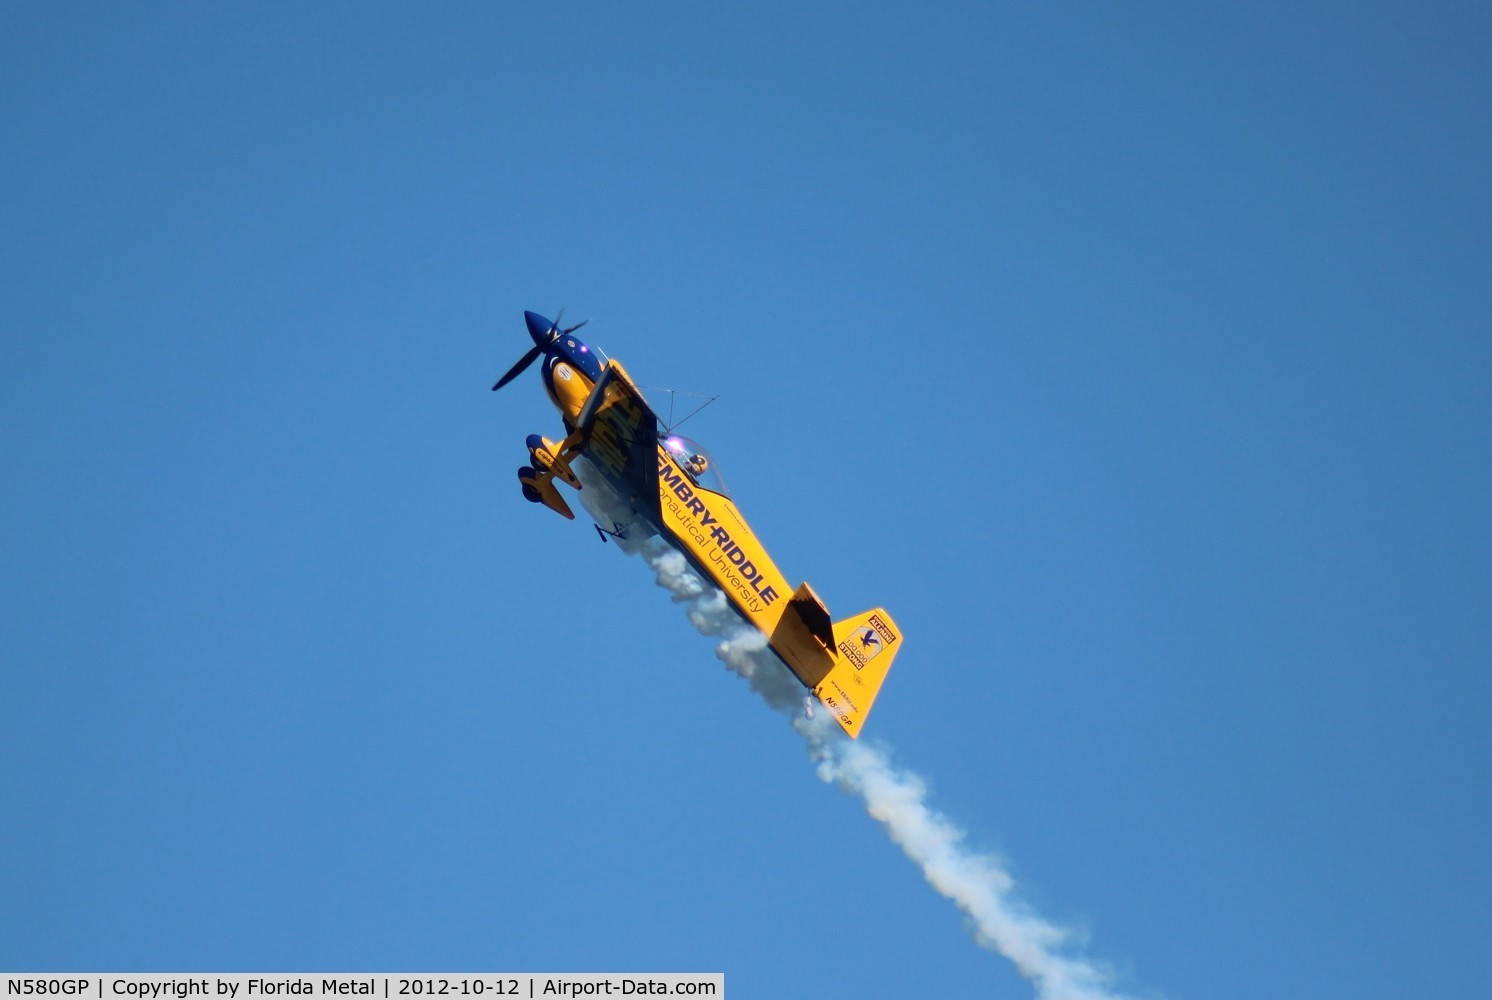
[787,582,835,652]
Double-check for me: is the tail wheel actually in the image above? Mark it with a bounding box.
[518,465,543,503]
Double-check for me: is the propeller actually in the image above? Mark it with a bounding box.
[491,342,545,392]
[490,310,589,392]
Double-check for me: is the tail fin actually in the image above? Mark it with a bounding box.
[813,608,902,738]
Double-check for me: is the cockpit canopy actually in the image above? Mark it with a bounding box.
[662,434,729,496]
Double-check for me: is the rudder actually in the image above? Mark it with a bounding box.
[813,608,902,738]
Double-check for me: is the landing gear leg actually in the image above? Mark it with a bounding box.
[594,521,629,544]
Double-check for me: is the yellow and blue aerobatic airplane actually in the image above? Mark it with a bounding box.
[493,311,901,738]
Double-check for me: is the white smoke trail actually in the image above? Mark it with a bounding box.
[798,728,1134,1000]
[573,461,1135,1000]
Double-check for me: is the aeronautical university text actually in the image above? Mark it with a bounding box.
[657,453,779,610]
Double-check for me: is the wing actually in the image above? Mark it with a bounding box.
[576,362,663,524]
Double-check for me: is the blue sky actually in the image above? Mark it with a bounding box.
[3,3,1489,997]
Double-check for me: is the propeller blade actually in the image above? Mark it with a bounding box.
[492,343,544,392]
[561,319,589,336]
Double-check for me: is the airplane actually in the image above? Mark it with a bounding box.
[492,310,902,738]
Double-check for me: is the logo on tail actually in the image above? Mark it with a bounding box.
[839,615,896,669]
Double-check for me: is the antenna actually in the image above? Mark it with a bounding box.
[637,385,720,434]
[668,393,718,433]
